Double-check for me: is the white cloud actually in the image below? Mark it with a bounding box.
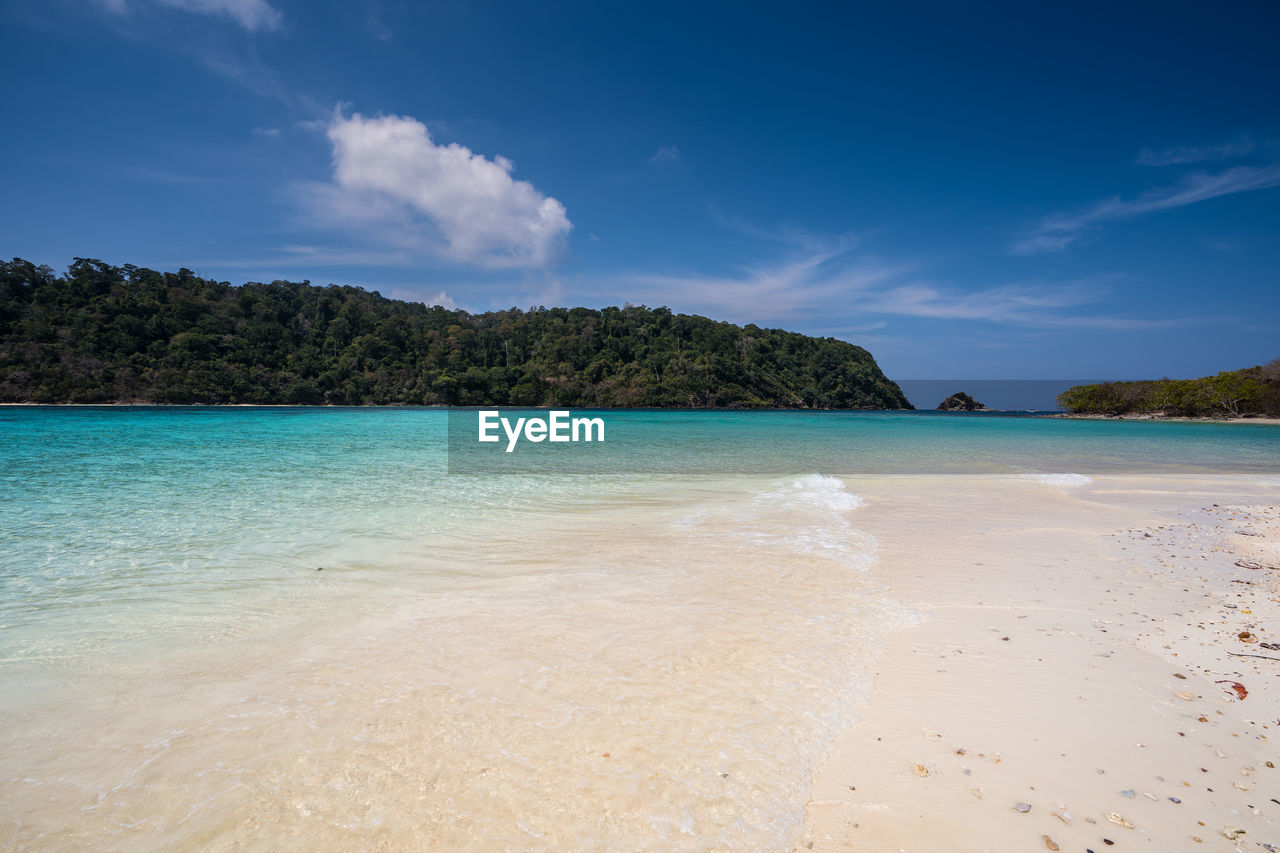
[1014,165,1280,254]
[1137,137,1256,166]
[420,290,456,310]
[312,111,572,269]
[94,0,283,31]
[649,146,681,164]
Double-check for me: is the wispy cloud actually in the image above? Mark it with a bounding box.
[199,52,313,108]
[89,0,310,110]
[192,230,1179,335]
[709,211,861,252]
[303,110,572,270]
[599,237,1161,331]
[862,280,1174,330]
[365,12,392,40]
[1014,165,1280,254]
[649,145,681,165]
[599,240,900,324]
[185,245,416,269]
[609,145,684,184]
[91,0,283,31]
[1137,137,1256,167]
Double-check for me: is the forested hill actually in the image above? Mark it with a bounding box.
[1057,362,1280,418]
[0,258,912,408]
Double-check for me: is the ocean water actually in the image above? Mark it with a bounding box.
[2,407,1278,850]
[894,378,1101,411]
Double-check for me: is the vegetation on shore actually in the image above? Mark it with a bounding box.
[1057,362,1280,418]
[0,258,911,408]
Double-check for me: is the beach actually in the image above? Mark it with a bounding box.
[1055,414,1280,426]
[802,474,1280,852]
[2,408,1278,850]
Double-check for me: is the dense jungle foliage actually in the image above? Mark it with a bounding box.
[0,258,911,408]
[1057,362,1280,417]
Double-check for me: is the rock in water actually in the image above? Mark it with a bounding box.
[937,392,989,411]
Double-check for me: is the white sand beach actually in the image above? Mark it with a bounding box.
[802,474,1280,852]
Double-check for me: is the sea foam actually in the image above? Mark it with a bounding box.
[1024,473,1093,488]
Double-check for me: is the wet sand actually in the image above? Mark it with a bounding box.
[801,475,1280,852]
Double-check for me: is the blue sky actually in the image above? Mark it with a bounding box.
[2,0,1278,379]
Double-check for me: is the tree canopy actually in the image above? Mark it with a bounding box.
[0,258,912,409]
[1057,362,1280,418]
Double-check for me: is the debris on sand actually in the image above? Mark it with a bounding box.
[1215,680,1248,699]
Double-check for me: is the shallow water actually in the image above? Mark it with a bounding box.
[1,408,1277,849]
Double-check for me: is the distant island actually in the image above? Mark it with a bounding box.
[1057,362,1280,418]
[0,258,912,409]
[936,392,988,411]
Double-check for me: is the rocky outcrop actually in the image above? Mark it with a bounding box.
[937,392,988,411]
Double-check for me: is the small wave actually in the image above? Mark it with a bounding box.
[758,473,866,512]
[675,475,872,566]
[1024,473,1092,488]
[742,474,874,566]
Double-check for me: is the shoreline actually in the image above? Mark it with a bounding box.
[4,401,1277,425]
[1053,413,1280,425]
[4,401,1278,424]
[800,474,1279,851]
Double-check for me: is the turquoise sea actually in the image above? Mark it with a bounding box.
[2,407,1278,850]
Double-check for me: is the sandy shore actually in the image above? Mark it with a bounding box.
[1053,414,1280,425]
[800,474,1280,852]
